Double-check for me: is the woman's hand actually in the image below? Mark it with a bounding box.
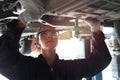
[85,17,101,32]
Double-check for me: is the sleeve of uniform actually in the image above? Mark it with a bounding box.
[88,31,112,76]
[80,30,112,77]
[0,19,25,67]
[54,30,112,79]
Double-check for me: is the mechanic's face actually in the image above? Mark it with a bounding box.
[38,26,58,50]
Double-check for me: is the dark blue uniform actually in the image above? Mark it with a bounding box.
[0,20,111,80]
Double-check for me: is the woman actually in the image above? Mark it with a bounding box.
[36,25,59,67]
[0,18,111,80]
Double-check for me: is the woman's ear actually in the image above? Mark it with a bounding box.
[31,38,37,51]
[31,38,41,52]
[36,42,41,50]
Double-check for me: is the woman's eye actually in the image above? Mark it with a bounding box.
[38,30,58,38]
[51,31,56,35]
[41,32,47,36]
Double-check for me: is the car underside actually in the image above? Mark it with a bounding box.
[0,0,120,44]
